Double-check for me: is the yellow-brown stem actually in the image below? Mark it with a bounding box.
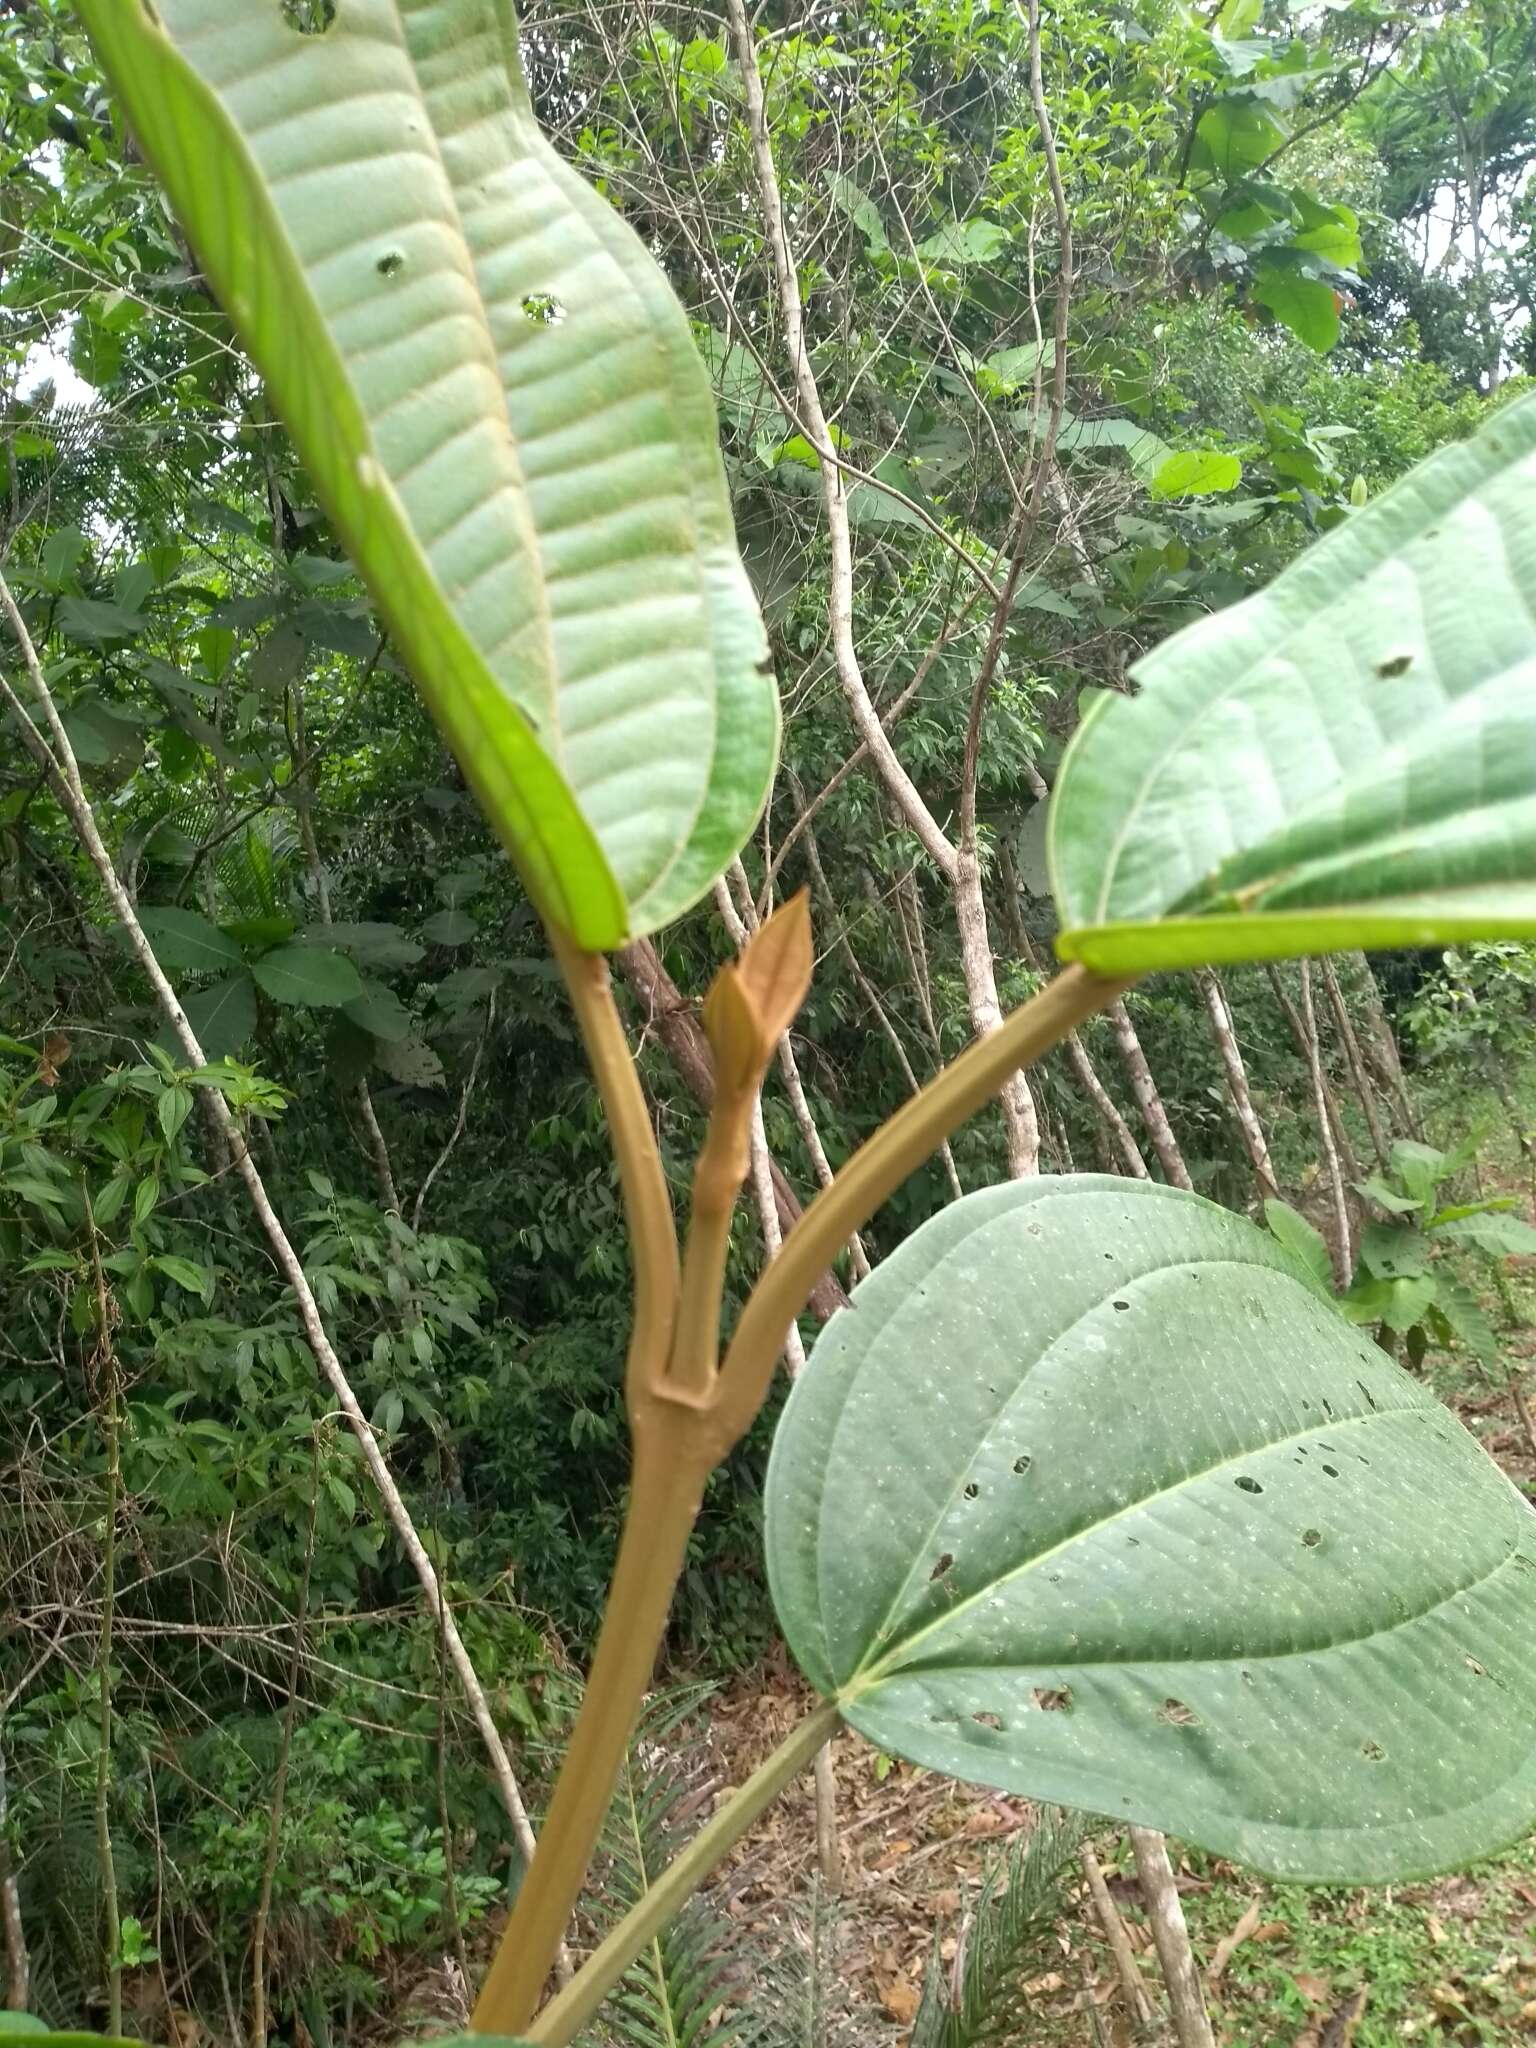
[547,928,679,1405]
[471,1422,710,2035]
[670,1085,754,1399]
[473,964,1129,2037]
[715,965,1131,1441]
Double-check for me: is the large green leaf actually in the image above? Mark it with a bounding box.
[1049,392,1536,971]
[765,1176,1536,1882]
[252,945,364,1007]
[77,0,776,946]
[155,971,258,1061]
[137,906,244,973]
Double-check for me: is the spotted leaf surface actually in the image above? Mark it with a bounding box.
[1049,393,1536,972]
[78,0,776,945]
[765,1176,1536,1881]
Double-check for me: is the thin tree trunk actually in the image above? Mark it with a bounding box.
[251,1444,319,2048]
[1350,954,1417,1133]
[1299,963,1353,1290]
[0,575,558,1967]
[1196,969,1278,1202]
[1108,1001,1194,1190]
[84,1203,122,2041]
[1130,1828,1215,2048]
[1321,958,1390,1169]
[292,715,401,1216]
[1064,1033,1149,1178]
[1269,966,1361,1187]
[797,814,964,1203]
[725,0,1039,1176]
[0,1744,28,2012]
[1080,1843,1152,2025]
[954,849,1040,1176]
[995,850,1148,1181]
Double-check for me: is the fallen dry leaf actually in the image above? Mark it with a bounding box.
[1294,1971,1331,2004]
[1207,1896,1265,1987]
[878,1977,921,2026]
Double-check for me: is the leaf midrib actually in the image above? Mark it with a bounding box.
[820,1233,1319,1687]
[847,1400,1452,1697]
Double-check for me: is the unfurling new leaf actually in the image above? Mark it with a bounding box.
[702,890,813,1095]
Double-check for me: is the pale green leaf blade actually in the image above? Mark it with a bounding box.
[1050,393,1536,972]
[1261,1197,1334,1298]
[765,1176,1536,1882]
[77,0,776,943]
[1150,449,1242,499]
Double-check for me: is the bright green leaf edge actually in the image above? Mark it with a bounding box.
[77,1,777,946]
[1047,390,1536,973]
[1057,894,1536,972]
[76,0,619,947]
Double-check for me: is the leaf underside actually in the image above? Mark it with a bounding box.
[79,0,776,945]
[765,1176,1536,1882]
[1049,393,1536,971]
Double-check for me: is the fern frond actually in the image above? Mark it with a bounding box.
[584,1686,745,2048]
[746,1877,852,2048]
[912,1806,1091,2048]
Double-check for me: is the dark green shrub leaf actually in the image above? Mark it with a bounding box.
[1261,1197,1333,1298]
[422,909,477,948]
[158,973,258,1061]
[376,1035,447,1089]
[765,1176,1536,1882]
[138,907,243,974]
[252,946,365,1008]
[343,981,415,1044]
[1051,392,1536,971]
[298,921,424,970]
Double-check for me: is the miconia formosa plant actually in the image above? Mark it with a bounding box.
[19,0,1536,2042]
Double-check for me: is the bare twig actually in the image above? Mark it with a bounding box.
[724,0,1039,1175]
[413,992,497,1234]
[0,1714,29,2012]
[1197,968,1278,1203]
[1299,962,1353,1289]
[84,1191,123,2039]
[1109,1001,1194,1191]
